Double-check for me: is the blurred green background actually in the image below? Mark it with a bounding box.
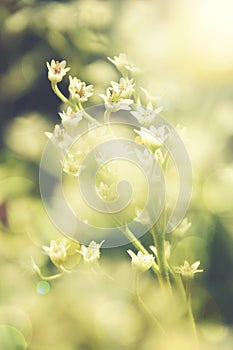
[0,0,233,349]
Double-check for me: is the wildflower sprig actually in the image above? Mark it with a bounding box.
[39,54,203,341]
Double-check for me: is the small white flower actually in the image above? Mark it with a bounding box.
[134,125,169,152]
[127,249,154,272]
[125,64,142,76]
[43,239,69,269]
[174,218,192,237]
[107,53,130,73]
[59,107,83,136]
[59,106,76,121]
[131,104,163,127]
[150,241,171,259]
[45,124,73,150]
[77,240,104,264]
[46,59,70,83]
[99,86,133,112]
[97,182,117,201]
[62,151,85,176]
[69,76,94,103]
[175,260,203,281]
[110,77,135,99]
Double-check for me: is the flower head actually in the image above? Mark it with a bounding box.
[127,249,154,272]
[175,260,203,281]
[46,60,70,83]
[43,238,81,272]
[43,238,70,269]
[110,77,135,99]
[62,151,86,176]
[59,106,76,121]
[99,79,134,112]
[134,125,169,152]
[45,124,73,150]
[97,182,117,201]
[107,53,130,73]
[77,240,104,264]
[150,241,171,260]
[69,76,94,103]
[173,218,192,238]
[131,104,163,128]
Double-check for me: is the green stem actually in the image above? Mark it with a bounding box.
[132,271,166,334]
[186,282,199,349]
[51,82,75,108]
[151,220,172,292]
[78,102,98,124]
[104,109,111,123]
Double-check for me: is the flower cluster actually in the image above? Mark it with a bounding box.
[35,55,204,340]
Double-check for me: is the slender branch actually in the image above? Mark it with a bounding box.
[186,282,199,349]
[132,271,166,334]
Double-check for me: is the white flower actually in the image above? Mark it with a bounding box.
[99,87,133,112]
[59,106,76,121]
[125,64,142,76]
[131,104,163,127]
[175,260,203,281]
[97,182,117,201]
[59,107,83,136]
[150,241,171,260]
[127,249,154,272]
[174,218,192,237]
[62,151,85,176]
[69,76,94,103]
[134,125,169,152]
[77,240,104,264]
[43,239,69,269]
[46,59,70,83]
[107,53,130,73]
[45,124,73,150]
[110,77,135,98]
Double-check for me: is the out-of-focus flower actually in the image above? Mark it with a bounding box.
[107,53,130,73]
[97,182,117,201]
[127,249,154,272]
[46,60,70,83]
[62,151,85,176]
[173,218,192,238]
[43,238,69,270]
[45,124,73,150]
[77,240,104,264]
[150,241,171,259]
[175,260,203,281]
[125,64,142,76]
[69,76,94,103]
[42,238,81,272]
[134,125,169,152]
[131,104,163,127]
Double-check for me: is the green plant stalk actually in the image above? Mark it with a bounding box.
[51,82,75,108]
[78,102,98,124]
[186,282,199,349]
[132,271,166,334]
[151,217,172,292]
[104,109,111,123]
